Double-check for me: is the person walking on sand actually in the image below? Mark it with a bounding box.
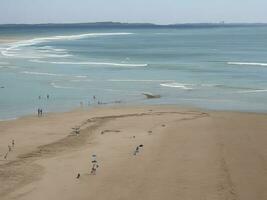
[91,163,99,175]
[8,145,12,152]
[91,164,96,175]
[12,140,15,147]
[4,152,8,159]
[134,146,139,155]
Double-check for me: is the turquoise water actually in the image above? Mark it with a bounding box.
[1,26,267,120]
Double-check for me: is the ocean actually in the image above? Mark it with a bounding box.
[0,25,267,120]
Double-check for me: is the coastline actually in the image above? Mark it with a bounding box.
[0,105,267,200]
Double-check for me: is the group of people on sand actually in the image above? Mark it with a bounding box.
[76,154,99,179]
[75,133,146,179]
[3,139,15,160]
[76,143,145,179]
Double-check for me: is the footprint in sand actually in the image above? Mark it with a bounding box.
[101,130,121,135]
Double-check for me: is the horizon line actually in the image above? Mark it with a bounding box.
[1,21,267,26]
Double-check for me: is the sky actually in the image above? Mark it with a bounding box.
[0,0,267,24]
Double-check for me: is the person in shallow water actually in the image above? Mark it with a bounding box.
[38,109,43,117]
[38,108,43,117]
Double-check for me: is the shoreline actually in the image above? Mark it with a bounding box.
[1,102,267,123]
[1,104,267,200]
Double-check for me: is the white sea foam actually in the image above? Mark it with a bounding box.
[237,89,267,94]
[54,48,68,52]
[1,32,133,58]
[21,71,89,79]
[160,82,193,90]
[74,75,88,78]
[29,59,46,63]
[50,82,75,89]
[108,79,174,82]
[30,60,148,67]
[37,46,54,50]
[21,71,66,77]
[70,79,92,82]
[36,47,69,56]
[45,54,72,58]
[228,62,267,67]
[37,50,53,53]
[49,61,148,67]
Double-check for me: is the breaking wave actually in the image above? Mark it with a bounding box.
[50,82,75,89]
[160,82,193,90]
[21,71,66,77]
[30,60,148,67]
[228,62,267,67]
[21,71,88,78]
[237,89,267,94]
[108,79,173,82]
[1,32,134,58]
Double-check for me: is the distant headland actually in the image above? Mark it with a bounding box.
[0,22,267,28]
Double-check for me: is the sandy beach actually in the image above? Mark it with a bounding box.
[0,105,267,200]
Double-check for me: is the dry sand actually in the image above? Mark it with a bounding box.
[0,105,267,200]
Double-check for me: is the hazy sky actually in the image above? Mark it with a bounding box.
[1,0,267,24]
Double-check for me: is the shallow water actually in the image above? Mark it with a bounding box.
[0,26,267,120]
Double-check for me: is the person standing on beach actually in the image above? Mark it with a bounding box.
[91,163,99,175]
[46,94,50,99]
[134,146,139,155]
[12,140,15,147]
[91,164,96,175]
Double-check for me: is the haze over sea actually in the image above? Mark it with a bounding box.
[0,24,267,120]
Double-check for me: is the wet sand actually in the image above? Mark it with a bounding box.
[0,105,267,200]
